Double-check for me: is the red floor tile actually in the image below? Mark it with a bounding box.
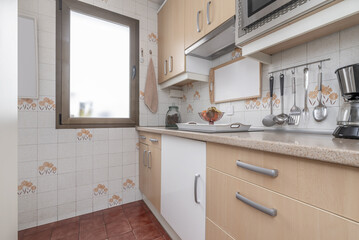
[19,201,171,240]
[108,231,136,240]
[23,229,52,240]
[133,223,162,240]
[51,222,79,240]
[106,219,132,238]
[128,212,153,229]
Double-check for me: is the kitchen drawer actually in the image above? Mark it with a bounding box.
[138,132,161,148]
[207,168,359,240]
[206,218,233,240]
[207,142,359,223]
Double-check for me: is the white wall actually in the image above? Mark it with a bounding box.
[0,0,18,239]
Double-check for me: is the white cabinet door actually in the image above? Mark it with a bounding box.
[161,135,206,240]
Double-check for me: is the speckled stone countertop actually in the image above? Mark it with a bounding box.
[136,127,359,168]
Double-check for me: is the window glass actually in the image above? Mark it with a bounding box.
[69,10,130,118]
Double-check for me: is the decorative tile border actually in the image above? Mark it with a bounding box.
[38,162,57,175]
[187,104,193,113]
[18,98,37,111]
[245,98,261,110]
[139,90,145,100]
[18,180,37,195]
[109,194,123,207]
[261,92,280,109]
[94,184,108,197]
[77,129,93,141]
[309,84,339,106]
[231,48,242,60]
[148,33,158,43]
[193,91,200,100]
[122,178,135,191]
[182,94,187,102]
[38,97,56,111]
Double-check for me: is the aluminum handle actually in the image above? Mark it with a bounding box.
[169,56,173,72]
[147,151,151,169]
[206,1,212,25]
[196,10,201,32]
[164,60,167,75]
[194,174,200,204]
[236,160,278,177]
[292,76,296,106]
[236,192,277,217]
[143,150,147,167]
[139,135,146,140]
[149,138,158,143]
[304,68,309,109]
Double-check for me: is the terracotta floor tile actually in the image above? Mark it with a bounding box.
[108,231,136,240]
[51,222,79,240]
[37,222,58,232]
[106,219,132,238]
[80,215,104,232]
[22,226,38,236]
[23,229,52,240]
[123,205,147,218]
[122,201,141,209]
[79,225,107,240]
[154,237,165,240]
[56,233,79,240]
[128,213,153,229]
[56,217,79,227]
[104,206,122,214]
[133,223,162,240]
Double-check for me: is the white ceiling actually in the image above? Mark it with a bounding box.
[148,0,165,5]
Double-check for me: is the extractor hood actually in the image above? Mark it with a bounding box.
[185,16,236,60]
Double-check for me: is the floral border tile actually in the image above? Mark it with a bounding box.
[139,90,145,100]
[38,162,57,176]
[309,84,339,106]
[187,104,193,113]
[245,98,261,110]
[108,194,123,207]
[193,91,200,100]
[18,180,37,195]
[122,178,136,191]
[77,129,93,141]
[18,98,37,111]
[94,184,108,197]
[261,92,280,110]
[38,96,56,111]
[148,33,157,44]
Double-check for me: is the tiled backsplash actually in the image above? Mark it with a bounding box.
[180,25,359,131]
[17,0,175,231]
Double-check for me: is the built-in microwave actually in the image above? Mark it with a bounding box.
[236,0,337,46]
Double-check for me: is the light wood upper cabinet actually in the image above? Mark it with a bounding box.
[185,0,235,49]
[203,0,235,34]
[184,0,205,49]
[158,0,185,84]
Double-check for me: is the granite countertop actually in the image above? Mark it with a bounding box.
[136,127,359,168]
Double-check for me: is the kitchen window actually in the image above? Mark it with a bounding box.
[56,0,139,128]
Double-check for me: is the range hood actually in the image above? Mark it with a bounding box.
[185,16,236,60]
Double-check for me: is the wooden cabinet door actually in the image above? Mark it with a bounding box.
[147,146,161,212]
[167,0,185,79]
[139,142,148,195]
[204,0,235,34]
[158,2,169,84]
[184,0,205,49]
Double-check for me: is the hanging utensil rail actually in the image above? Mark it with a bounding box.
[267,58,331,75]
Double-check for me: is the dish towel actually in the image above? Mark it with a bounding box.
[144,58,158,113]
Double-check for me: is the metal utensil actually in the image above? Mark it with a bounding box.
[274,74,289,125]
[313,65,328,122]
[289,70,301,125]
[262,76,276,127]
[302,68,310,121]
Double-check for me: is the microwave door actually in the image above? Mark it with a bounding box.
[241,0,292,28]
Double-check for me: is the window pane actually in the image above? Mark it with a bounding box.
[70,10,130,118]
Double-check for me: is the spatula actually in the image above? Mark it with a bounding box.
[289,70,301,125]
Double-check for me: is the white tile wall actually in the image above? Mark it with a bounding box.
[180,27,359,131]
[17,0,175,231]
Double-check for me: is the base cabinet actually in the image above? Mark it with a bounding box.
[161,135,206,240]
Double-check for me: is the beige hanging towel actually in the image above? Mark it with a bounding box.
[144,58,158,113]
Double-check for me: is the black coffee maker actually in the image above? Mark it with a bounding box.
[333,64,359,139]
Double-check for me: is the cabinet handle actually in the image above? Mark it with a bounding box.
[236,160,278,178]
[143,150,147,167]
[164,60,167,75]
[169,56,173,72]
[236,192,277,217]
[206,1,212,25]
[196,10,201,32]
[149,138,158,143]
[194,174,200,204]
[139,135,146,140]
[147,151,151,169]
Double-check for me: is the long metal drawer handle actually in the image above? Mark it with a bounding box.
[236,192,277,217]
[143,150,147,167]
[194,174,200,204]
[164,60,167,75]
[149,138,158,143]
[147,151,151,169]
[169,56,173,72]
[236,160,278,178]
[196,10,201,32]
[206,1,212,25]
[140,135,146,140]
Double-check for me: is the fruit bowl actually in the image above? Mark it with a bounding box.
[198,107,224,125]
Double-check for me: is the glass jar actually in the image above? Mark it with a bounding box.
[165,106,181,129]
